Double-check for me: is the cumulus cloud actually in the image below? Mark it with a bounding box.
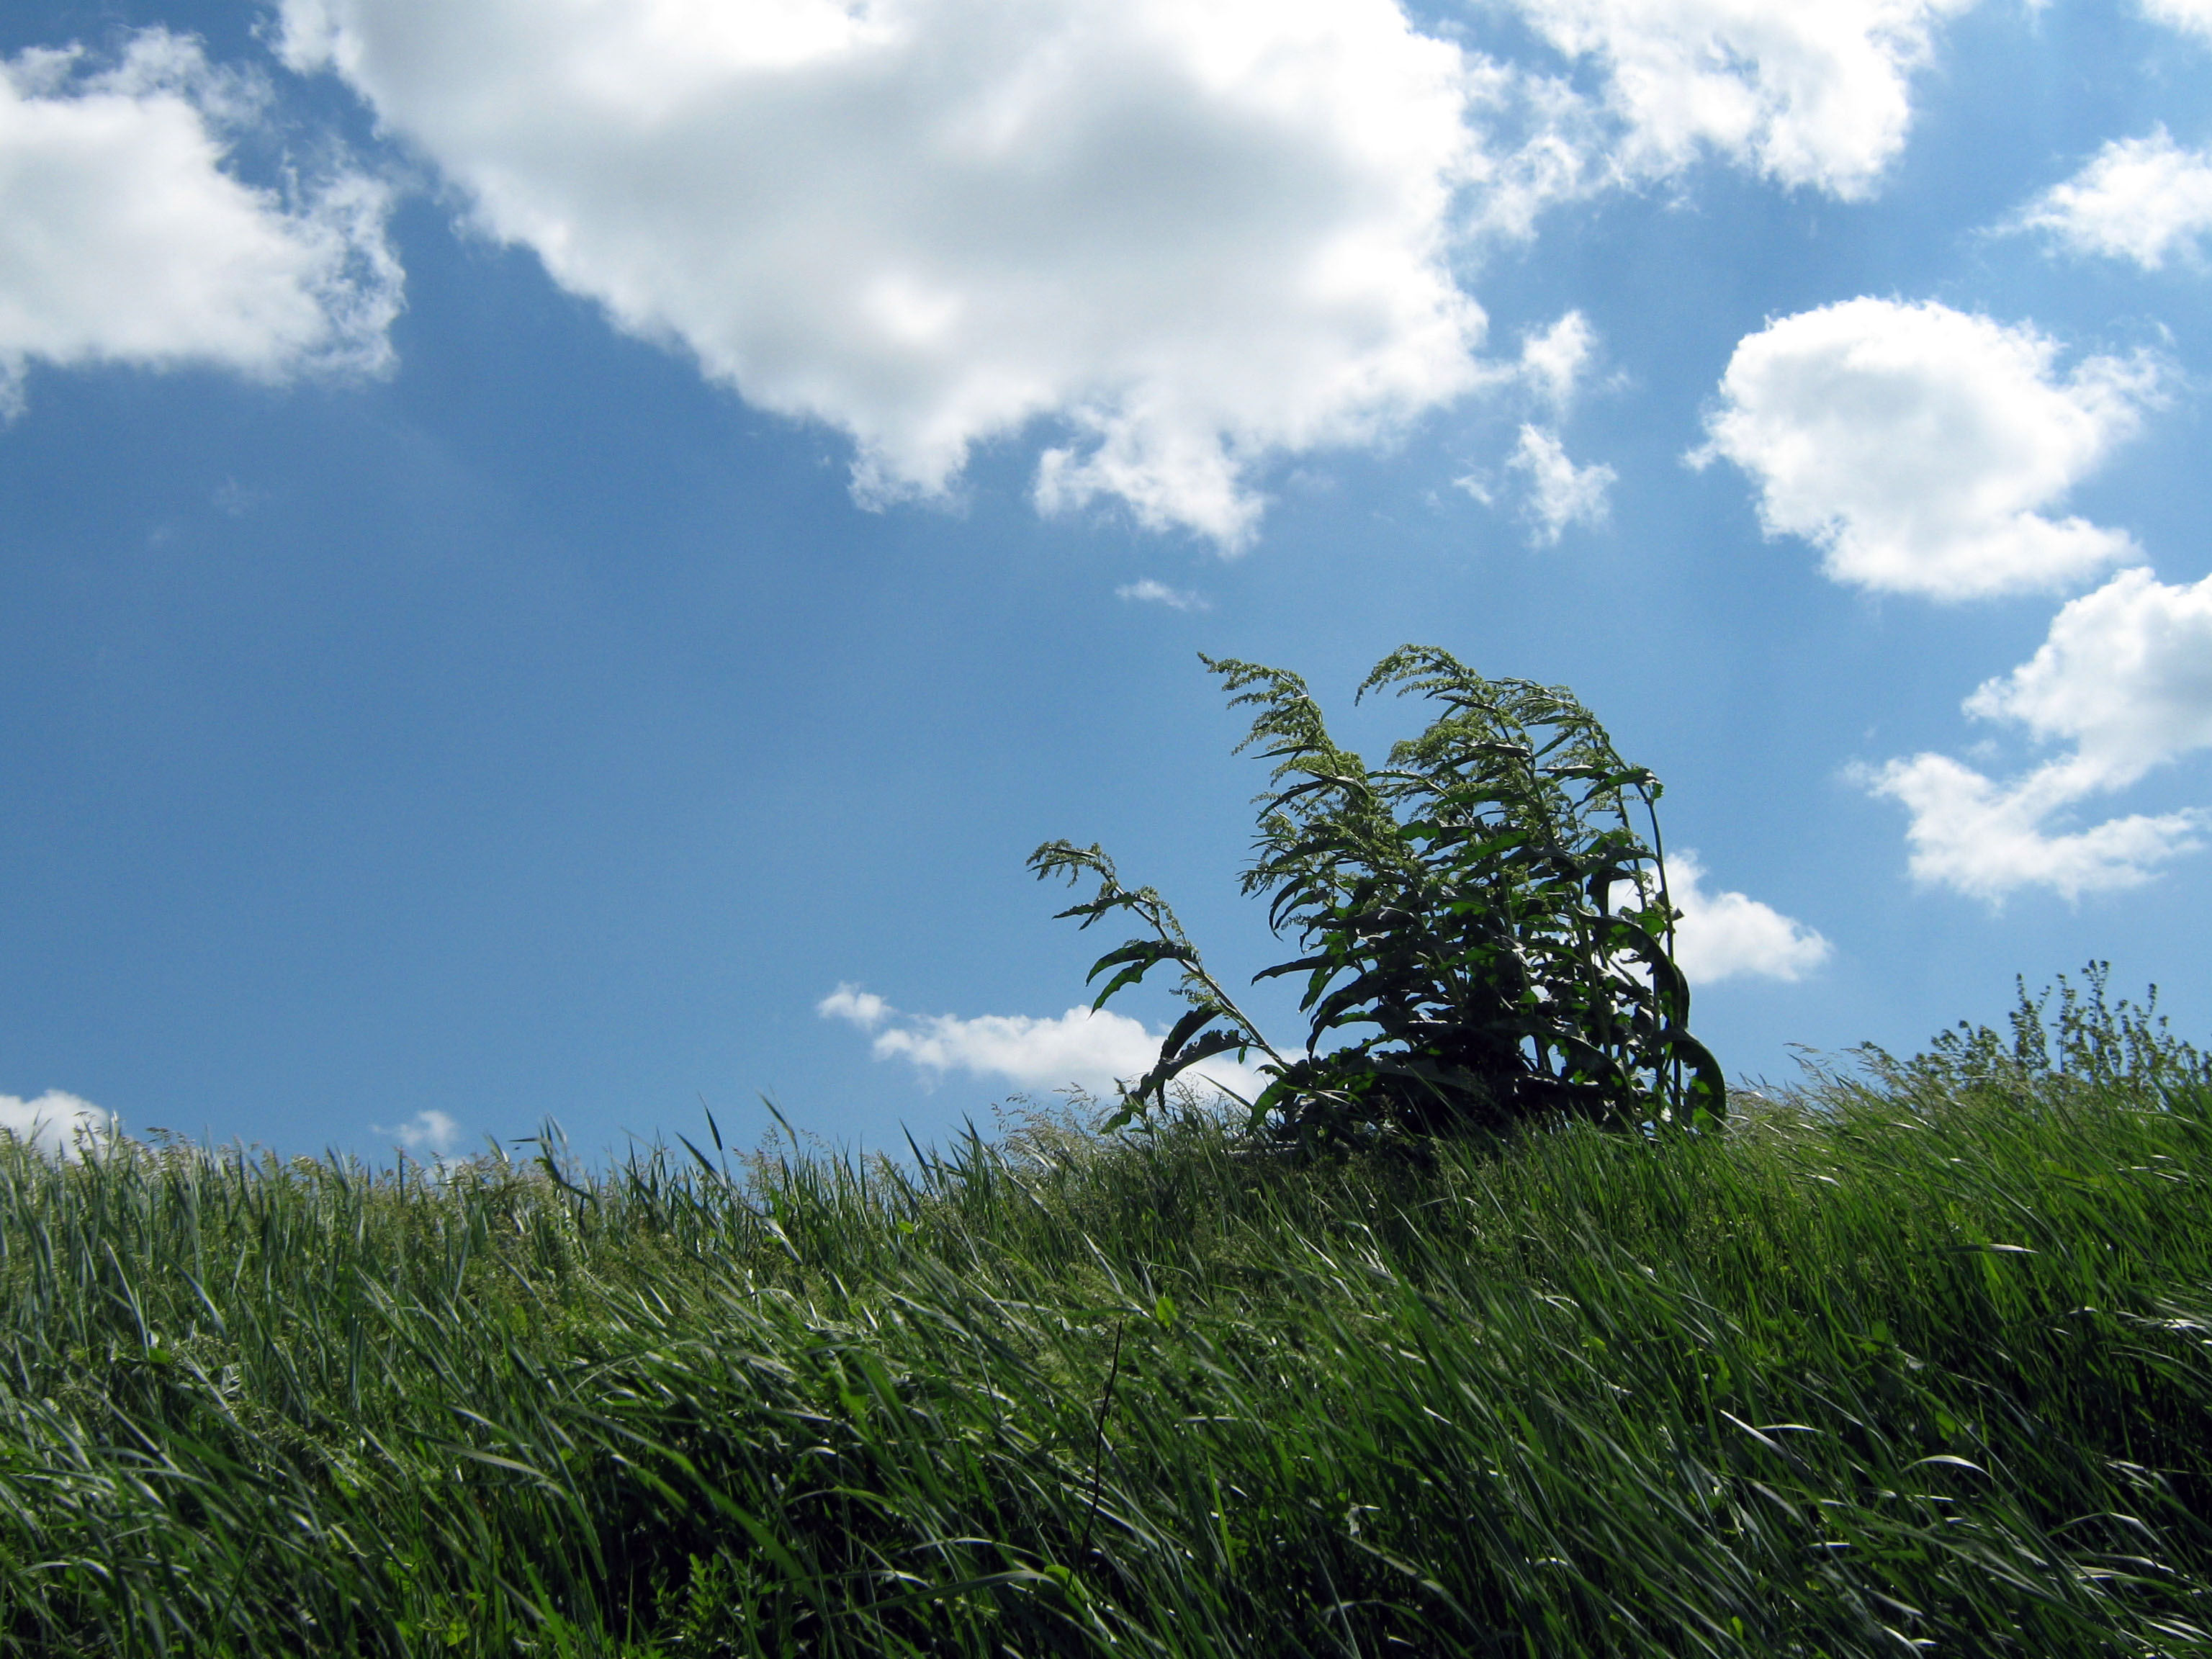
[372,1109,463,1156]
[819,984,1264,1099]
[1116,577,1210,612]
[818,984,891,1029]
[2140,0,2212,41]
[1694,298,2158,600]
[0,29,400,417]
[0,1090,114,1159]
[1863,567,2212,901]
[2015,128,2212,271]
[1863,752,2206,903]
[1507,423,1614,542]
[1511,0,1973,197]
[1517,310,1598,410]
[258,0,1979,543]
[1665,851,1832,982]
[280,0,1501,548]
[1967,567,2212,790]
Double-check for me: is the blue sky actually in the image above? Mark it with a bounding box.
[4,0,2211,1161]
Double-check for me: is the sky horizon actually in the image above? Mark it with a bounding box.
[4,0,2211,1163]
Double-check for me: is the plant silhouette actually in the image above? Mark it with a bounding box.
[1033,646,1725,1146]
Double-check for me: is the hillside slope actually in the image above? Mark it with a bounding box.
[1,1011,2208,1655]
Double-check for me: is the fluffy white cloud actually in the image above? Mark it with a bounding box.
[1695,298,2157,600]
[280,0,1497,548]
[1507,423,1614,542]
[871,1007,1171,1093]
[0,1090,113,1159]
[0,30,400,417]
[2015,128,2212,271]
[372,1108,463,1156]
[1966,567,2212,791]
[1665,851,1831,983]
[1863,752,2205,902]
[1517,310,1598,410]
[1116,577,1210,612]
[1863,567,2212,901]
[1511,0,1973,197]
[819,984,1264,1099]
[818,984,891,1029]
[2141,0,2212,41]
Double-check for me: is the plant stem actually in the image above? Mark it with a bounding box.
[1077,1318,1125,1564]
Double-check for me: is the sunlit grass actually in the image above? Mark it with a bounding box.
[0,1042,2208,1654]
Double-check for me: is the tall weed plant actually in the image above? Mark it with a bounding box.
[1034,647,1723,1147]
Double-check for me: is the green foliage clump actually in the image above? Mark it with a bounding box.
[1861,960,2212,1105]
[1033,646,1723,1148]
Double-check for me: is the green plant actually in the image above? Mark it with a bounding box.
[1031,645,1724,1148]
[1861,960,2212,1105]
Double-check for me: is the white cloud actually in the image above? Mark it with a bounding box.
[819,985,1264,1099]
[0,1090,113,1159]
[1517,310,1597,410]
[2015,128,2212,271]
[1665,850,1831,982]
[1454,61,1615,241]
[372,1109,463,1156]
[1694,298,2157,600]
[0,30,400,417]
[818,982,891,1029]
[1507,423,1614,542]
[2141,0,2212,42]
[1966,566,2212,791]
[873,1007,1176,1093]
[1511,0,1974,198]
[1863,567,2212,901]
[1863,752,2206,902]
[1116,577,1210,612]
[279,0,1498,549]
[1982,570,2212,787]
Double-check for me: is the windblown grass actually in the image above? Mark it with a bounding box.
[1,1051,2208,1653]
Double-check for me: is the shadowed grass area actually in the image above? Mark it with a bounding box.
[0,1043,2208,1653]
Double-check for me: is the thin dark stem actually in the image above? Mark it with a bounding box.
[1133,891,1291,1074]
[1077,1320,1125,1563]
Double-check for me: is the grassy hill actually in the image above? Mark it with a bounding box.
[1,989,2209,1655]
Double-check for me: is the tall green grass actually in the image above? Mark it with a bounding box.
[1,1058,2208,1653]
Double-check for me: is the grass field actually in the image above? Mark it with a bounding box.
[1,990,2209,1655]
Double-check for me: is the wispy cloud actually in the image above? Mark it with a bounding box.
[819,984,1262,1100]
[2140,0,2212,42]
[1507,424,1614,544]
[371,1109,464,1157]
[1516,310,1598,411]
[1116,578,1210,613]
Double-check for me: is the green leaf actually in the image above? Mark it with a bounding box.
[1157,1002,1226,1064]
[1084,939,1196,1009]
